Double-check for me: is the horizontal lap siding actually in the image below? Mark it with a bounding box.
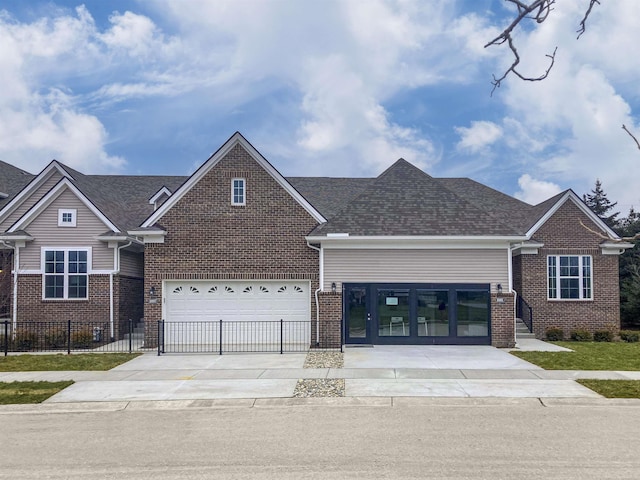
[120,250,143,278]
[324,249,508,291]
[19,189,114,271]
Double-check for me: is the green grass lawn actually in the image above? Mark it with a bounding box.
[577,380,640,398]
[511,341,640,370]
[0,381,74,404]
[0,353,140,371]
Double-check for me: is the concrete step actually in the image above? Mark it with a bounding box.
[516,332,536,339]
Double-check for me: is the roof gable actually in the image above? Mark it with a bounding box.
[7,177,119,233]
[141,132,326,227]
[0,160,72,226]
[526,190,619,240]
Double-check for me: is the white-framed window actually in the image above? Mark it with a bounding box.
[547,255,592,300]
[57,209,77,227]
[231,178,245,206]
[42,248,90,299]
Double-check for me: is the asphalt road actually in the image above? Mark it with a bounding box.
[1,401,638,479]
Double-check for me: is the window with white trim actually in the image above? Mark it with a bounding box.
[231,178,245,206]
[57,209,77,227]
[547,255,592,300]
[43,249,88,299]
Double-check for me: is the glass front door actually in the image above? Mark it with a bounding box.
[343,283,491,345]
[345,285,370,344]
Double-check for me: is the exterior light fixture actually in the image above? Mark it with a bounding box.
[331,282,337,293]
[497,284,503,295]
[149,286,157,297]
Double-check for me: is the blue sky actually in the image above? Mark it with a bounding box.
[1,1,639,211]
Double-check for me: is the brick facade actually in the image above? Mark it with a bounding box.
[491,293,515,348]
[317,291,343,348]
[143,143,320,346]
[514,200,621,338]
[0,251,11,318]
[118,275,144,334]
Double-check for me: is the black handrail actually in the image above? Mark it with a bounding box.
[516,296,533,333]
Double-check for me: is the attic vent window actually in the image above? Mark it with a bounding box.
[58,209,77,227]
[231,178,245,206]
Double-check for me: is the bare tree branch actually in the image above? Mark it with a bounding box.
[623,124,640,151]
[486,0,600,93]
[580,220,640,242]
[577,0,600,39]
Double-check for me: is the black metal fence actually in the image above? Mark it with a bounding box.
[157,319,343,355]
[1,320,144,355]
[516,296,533,333]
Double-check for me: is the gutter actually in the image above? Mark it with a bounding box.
[306,241,321,347]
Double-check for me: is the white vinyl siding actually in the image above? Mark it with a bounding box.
[17,188,115,271]
[323,249,508,291]
[120,250,144,278]
[0,171,63,231]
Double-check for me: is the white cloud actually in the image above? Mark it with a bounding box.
[515,174,562,205]
[455,121,503,152]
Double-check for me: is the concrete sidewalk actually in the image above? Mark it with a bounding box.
[0,344,638,403]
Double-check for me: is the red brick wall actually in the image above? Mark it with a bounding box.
[491,293,515,348]
[317,291,342,348]
[118,275,144,337]
[515,200,621,338]
[17,274,112,322]
[144,143,320,345]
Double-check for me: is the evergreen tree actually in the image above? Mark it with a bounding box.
[583,179,620,229]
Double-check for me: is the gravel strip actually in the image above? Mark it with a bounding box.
[293,378,345,397]
[303,351,344,369]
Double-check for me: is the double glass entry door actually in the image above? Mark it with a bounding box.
[344,283,491,345]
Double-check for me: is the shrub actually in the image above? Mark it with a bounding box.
[71,331,94,349]
[620,330,640,343]
[44,329,68,349]
[593,330,614,342]
[13,331,39,351]
[545,327,564,341]
[570,328,593,342]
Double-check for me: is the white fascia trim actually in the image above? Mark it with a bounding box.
[127,229,166,244]
[0,161,74,224]
[148,186,172,204]
[7,178,119,233]
[0,235,33,243]
[526,191,620,240]
[601,241,634,255]
[96,235,143,245]
[511,241,544,255]
[141,132,327,227]
[305,235,527,250]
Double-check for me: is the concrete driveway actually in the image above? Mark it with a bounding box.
[31,345,617,403]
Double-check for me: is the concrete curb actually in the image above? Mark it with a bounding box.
[2,396,640,414]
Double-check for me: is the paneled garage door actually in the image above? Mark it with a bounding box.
[163,280,311,348]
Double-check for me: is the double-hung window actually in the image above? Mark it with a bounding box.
[547,255,592,300]
[44,249,89,299]
[231,178,245,206]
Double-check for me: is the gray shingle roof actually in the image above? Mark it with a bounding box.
[310,159,523,236]
[0,161,34,210]
[0,157,565,237]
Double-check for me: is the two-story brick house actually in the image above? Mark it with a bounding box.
[0,132,631,349]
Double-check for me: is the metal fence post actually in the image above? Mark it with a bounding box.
[280,319,283,354]
[67,319,71,355]
[219,319,223,355]
[157,320,161,356]
[128,319,133,353]
[340,317,344,353]
[3,321,7,356]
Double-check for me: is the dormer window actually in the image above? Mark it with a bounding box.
[58,209,77,227]
[232,178,245,206]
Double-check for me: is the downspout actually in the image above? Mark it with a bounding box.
[0,241,17,332]
[508,244,517,347]
[110,241,132,341]
[306,241,321,347]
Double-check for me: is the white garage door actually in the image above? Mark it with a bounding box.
[163,280,311,348]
